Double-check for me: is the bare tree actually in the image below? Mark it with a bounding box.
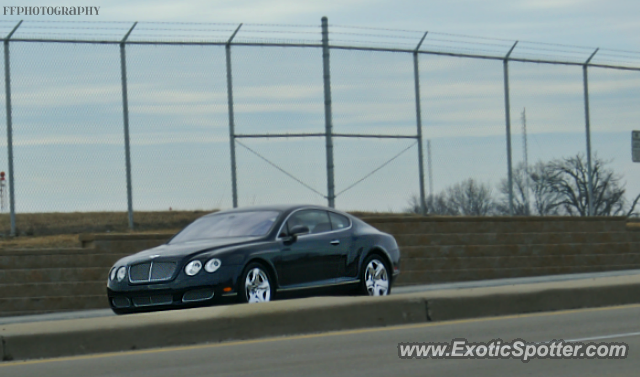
[428,193,459,215]
[529,161,563,216]
[447,178,496,216]
[497,162,532,215]
[546,154,640,216]
[405,178,496,216]
[405,193,457,215]
[405,194,423,214]
[408,154,640,218]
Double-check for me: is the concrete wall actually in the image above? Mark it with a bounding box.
[1,216,640,316]
[366,216,640,285]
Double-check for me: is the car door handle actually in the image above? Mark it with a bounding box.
[330,240,340,245]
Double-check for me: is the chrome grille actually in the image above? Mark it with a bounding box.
[150,262,176,281]
[129,261,176,283]
[132,295,173,307]
[182,288,214,303]
[129,262,151,282]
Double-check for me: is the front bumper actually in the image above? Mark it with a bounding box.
[107,284,238,312]
[107,265,241,312]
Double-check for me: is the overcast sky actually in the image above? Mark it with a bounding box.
[1,1,639,214]
[4,0,639,49]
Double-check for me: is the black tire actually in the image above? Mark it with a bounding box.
[359,254,391,296]
[238,262,275,303]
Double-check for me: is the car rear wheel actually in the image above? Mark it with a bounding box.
[360,255,390,296]
[239,262,274,303]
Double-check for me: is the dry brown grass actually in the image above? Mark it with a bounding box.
[0,210,215,237]
[0,210,213,249]
[0,234,82,249]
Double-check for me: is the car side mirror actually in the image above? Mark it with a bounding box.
[284,225,309,243]
[289,225,310,236]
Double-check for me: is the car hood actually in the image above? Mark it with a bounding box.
[117,236,263,265]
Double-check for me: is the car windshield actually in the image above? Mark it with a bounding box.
[169,211,280,244]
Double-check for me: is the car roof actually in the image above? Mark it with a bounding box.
[204,204,349,217]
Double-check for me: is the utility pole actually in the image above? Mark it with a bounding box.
[120,22,137,230]
[321,16,335,208]
[503,41,518,216]
[521,108,529,215]
[4,20,21,236]
[427,139,433,197]
[226,23,242,208]
[583,48,599,217]
[413,31,428,215]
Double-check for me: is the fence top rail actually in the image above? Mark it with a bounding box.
[235,133,419,139]
[2,19,640,71]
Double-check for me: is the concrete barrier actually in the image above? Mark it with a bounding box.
[2,273,640,361]
[0,295,427,361]
[424,274,640,321]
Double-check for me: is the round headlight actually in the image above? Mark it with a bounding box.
[185,260,202,276]
[116,266,127,282]
[204,258,222,273]
[110,267,117,281]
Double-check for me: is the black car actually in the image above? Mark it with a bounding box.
[107,204,400,314]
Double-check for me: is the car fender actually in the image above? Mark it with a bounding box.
[359,243,394,272]
[239,256,281,289]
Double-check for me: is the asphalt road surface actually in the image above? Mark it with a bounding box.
[1,304,639,376]
[2,268,639,325]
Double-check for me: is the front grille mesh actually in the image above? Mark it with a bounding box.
[182,288,215,303]
[111,297,131,308]
[150,262,176,281]
[129,261,176,283]
[132,295,173,307]
[129,263,151,282]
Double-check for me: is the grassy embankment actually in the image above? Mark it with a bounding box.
[0,210,212,248]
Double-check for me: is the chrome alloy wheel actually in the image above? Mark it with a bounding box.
[364,259,389,296]
[245,267,271,303]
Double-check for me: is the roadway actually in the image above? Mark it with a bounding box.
[2,268,640,325]
[1,304,638,376]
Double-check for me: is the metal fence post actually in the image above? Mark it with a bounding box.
[503,41,518,216]
[120,22,137,229]
[321,17,335,208]
[3,20,22,237]
[413,32,428,215]
[583,48,599,216]
[427,139,433,196]
[226,24,242,208]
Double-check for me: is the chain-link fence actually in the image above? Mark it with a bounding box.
[1,18,639,234]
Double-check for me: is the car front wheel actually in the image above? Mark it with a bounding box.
[360,255,390,296]
[239,262,274,303]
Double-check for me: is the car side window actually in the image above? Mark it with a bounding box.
[329,212,351,230]
[285,210,332,235]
